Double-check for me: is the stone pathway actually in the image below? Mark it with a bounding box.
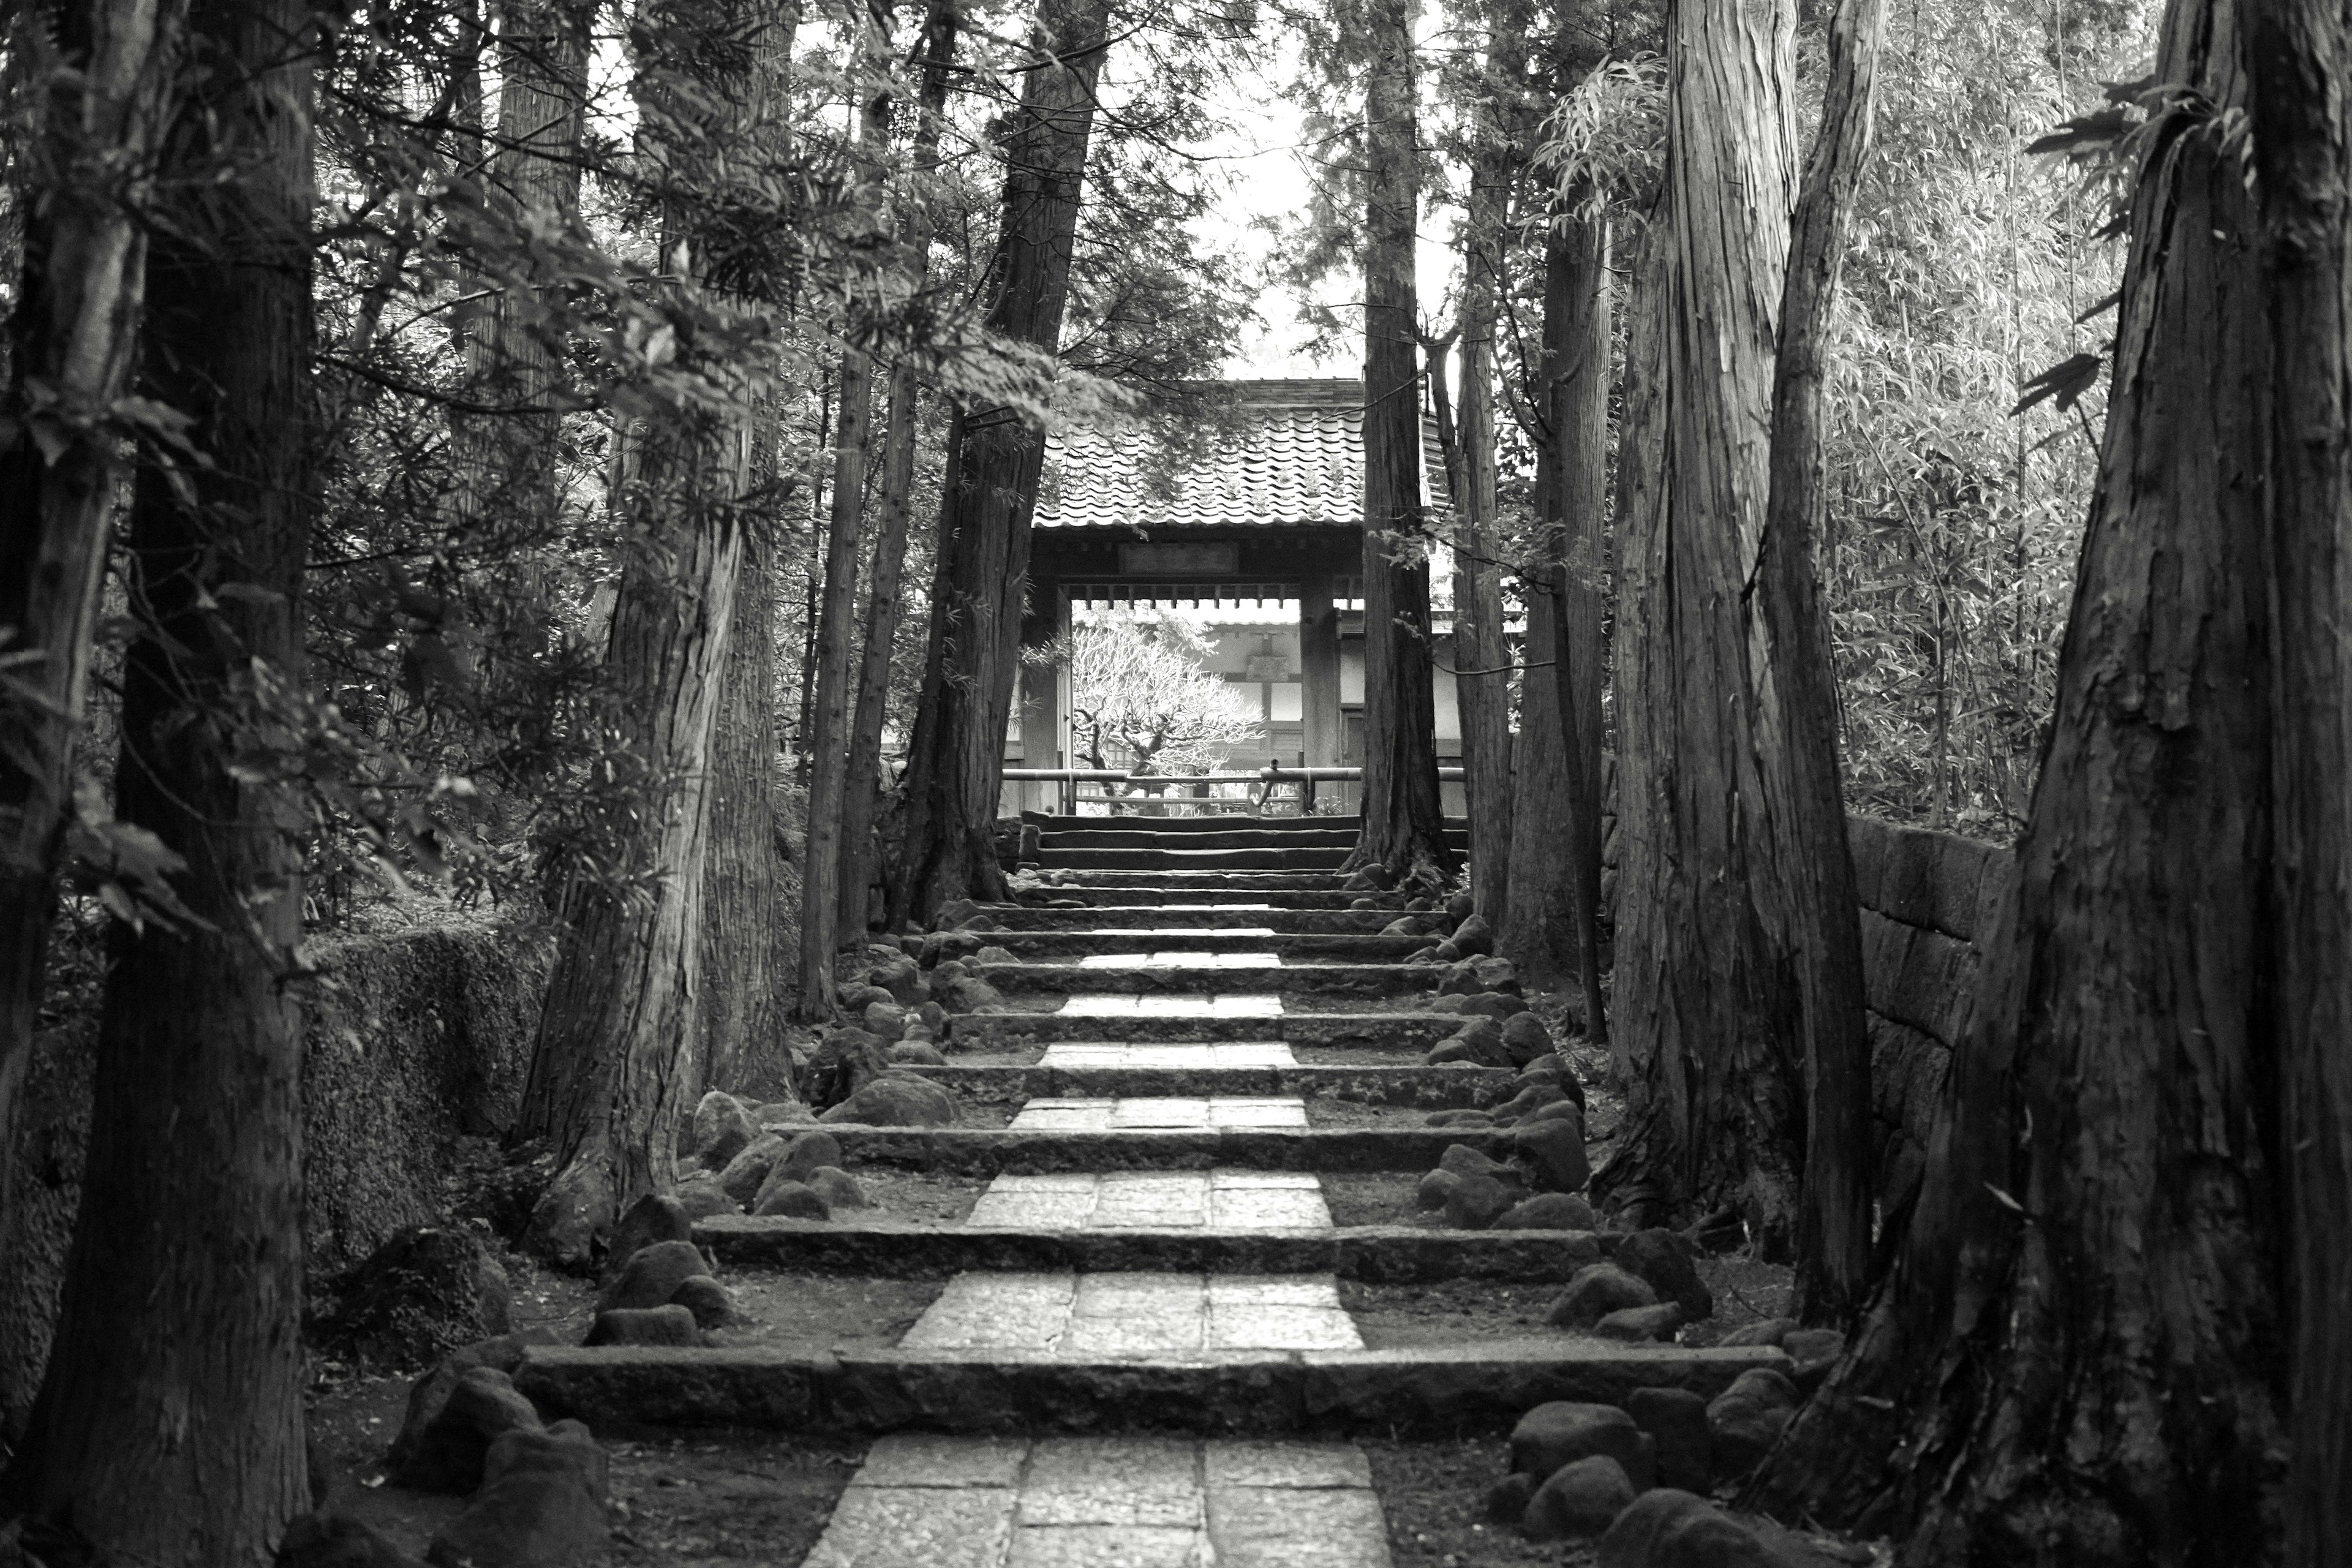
[517,810,1787,1564]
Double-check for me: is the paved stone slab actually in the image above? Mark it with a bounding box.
[1007,1097,1310,1131]
[901,1271,1362,1357]
[1037,1043,1298,1068]
[809,1436,1390,1568]
[1076,951,1284,968]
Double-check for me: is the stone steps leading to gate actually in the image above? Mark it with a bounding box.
[554,814,1635,1565]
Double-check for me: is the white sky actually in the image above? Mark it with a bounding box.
[1191,37,1468,383]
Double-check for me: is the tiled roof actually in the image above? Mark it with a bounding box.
[1036,379,1451,531]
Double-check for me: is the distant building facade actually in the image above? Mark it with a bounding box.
[1006,378,1466,813]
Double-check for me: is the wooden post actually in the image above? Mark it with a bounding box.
[1300,573,1344,780]
[1017,582,1065,816]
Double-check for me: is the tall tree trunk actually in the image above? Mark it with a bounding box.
[695,509,787,1095]
[1453,111,1514,919]
[888,0,1112,929]
[447,0,594,537]
[1,0,315,1556]
[838,0,957,939]
[1749,0,1880,1322]
[2252,0,2352,1556]
[1349,0,1453,885]
[1607,0,1804,1251]
[1547,212,1610,1044]
[799,4,891,1017]
[1748,2,2293,1555]
[514,0,761,1265]
[695,1,799,1087]
[0,0,184,1231]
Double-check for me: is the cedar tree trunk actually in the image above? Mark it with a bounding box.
[2252,0,2352,1556]
[889,0,1112,929]
[0,0,184,1215]
[1547,211,1611,1043]
[797,7,891,1015]
[1749,0,1880,1320]
[515,0,760,1264]
[1607,0,1804,1251]
[1453,117,1515,919]
[1349,0,1453,886]
[693,2,798,1096]
[1749,2,2297,1556]
[839,0,957,938]
[2,0,316,1557]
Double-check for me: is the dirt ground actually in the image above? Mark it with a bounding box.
[306,1371,864,1566]
[1343,1279,1564,1346]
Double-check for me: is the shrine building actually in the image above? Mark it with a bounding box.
[1006,378,1466,815]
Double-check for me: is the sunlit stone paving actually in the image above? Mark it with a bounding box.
[898,1272,1363,1355]
[1006,1096,1309,1130]
[1056,993,1284,1017]
[966,1170,1332,1229]
[802,1434,1391,1568]
[1036,1042,1297,1068]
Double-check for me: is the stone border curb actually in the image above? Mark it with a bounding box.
[818,1125,1513,1172]
[513,1342,1789,1438]
[694,1219,1615,1280]
[948,1013,1462,1047]
[904,1063,1511,1103]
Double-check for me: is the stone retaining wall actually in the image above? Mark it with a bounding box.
[0,913,551,1436]
[1848,816,2014,1212]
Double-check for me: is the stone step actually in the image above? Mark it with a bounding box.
[1023,812,1372,833]
[1036,846,1356,872]
[1019,886,1373,908]
[980,962,1438,999]
[1037,827,1366,852]
[812,1124,1508,1174]
[905,1061,1507,1104]
[948,1010,1457,1049]
[514,1340,1784,1438]
[695,1218,1608,1282]
[978,931,1427,960]
[982,907,1401,932]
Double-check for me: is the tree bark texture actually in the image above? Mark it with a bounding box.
[1607,0,1804,1252]
[889,0,1112,929]
[2249,1,2352,1558]
[2,0,315,1556]
[692,0,797,1098]
[1453,94,1514,921]
[1751,0,1881,1322]
[1546,213,1611,1044]
[0,0,185,1234]
[1349,0,1453,886]
[839,0,957,940]
[797,7,892,1015]
[445,0,594,537]
[1749,3,2294,1556]
[515,0,761,1264]
[695,511,787,1095]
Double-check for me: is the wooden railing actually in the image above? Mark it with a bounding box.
[1001,764,1466,816]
